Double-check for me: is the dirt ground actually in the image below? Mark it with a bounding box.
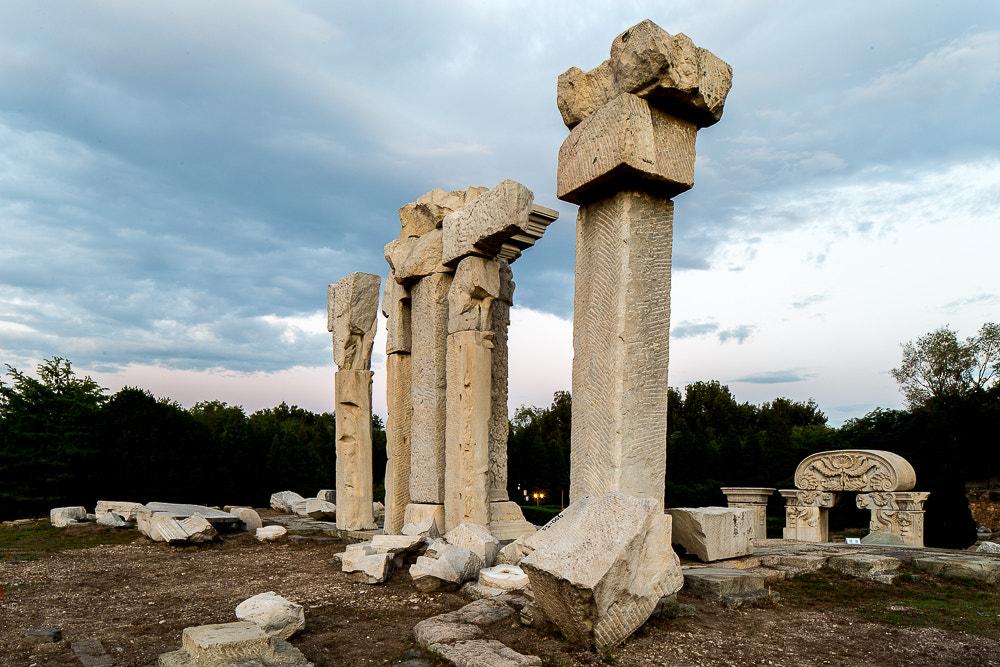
[2,523,999,667]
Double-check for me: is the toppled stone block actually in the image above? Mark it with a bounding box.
[179,514,219,543]
[236,592,305,640]
[340,544,394,584]
[157,621,311,666]
[138,511,189,544]
[291,500,310,517]
[96,511,129,528]
[231,508,263,532]
[256,526,288,542]
[666,506,754,562]
[445,522,501,568]
[304,499,337,521]
[143,502,241,527]
[519,491,683,649]
[95,500,143,521]
[828,554,902,584]
[50,506,87,527]
[402,514,442,538]
[410,540,484,592]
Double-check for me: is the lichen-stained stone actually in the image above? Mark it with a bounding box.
[441,180,536,267]
[409,272,452,504]
[399,186,489,239]
[569,192,672,507]
[666,507,754,562]
[327,272,380,371]
[444,330,494,531]
[383,352,412,535]
[608,20,732,128]
[447,257,502,334]
[519,491,683,649]
[335,370,376,531]
[557,93,696,206]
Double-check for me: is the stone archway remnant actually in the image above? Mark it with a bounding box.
[557,20,733,508]
[781,450,929,546]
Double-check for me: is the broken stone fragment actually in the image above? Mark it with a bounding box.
[95,500,144,521]
[178,514,219,544]
[386,230,450,285]
[340,545,394,584]
[230,507,263,533]
[409,540,484,592]
[519,491,684,649]
[269,491,305,513]
[235,592,305,640]
[316,489,336,503]
[429,639,542,667]
[25,627,62,644]
[827,554,902,584]
[49,506,87,527]
[398,186,489,239]
[255,525,287,542]
[556,60,617,130]
[445,522,501,568]
[495,533,535,566]
[96,511,129,528]
[401,513,442,538]
[305,498,337,521]
[666,506,754,562]
[327,272,381,371]
[156,620,311,667]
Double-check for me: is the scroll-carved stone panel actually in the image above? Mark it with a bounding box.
[794,450,916,493]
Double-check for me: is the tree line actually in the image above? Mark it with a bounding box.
[0,358,386,521]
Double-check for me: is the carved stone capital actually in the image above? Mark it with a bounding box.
[779,489,840,508]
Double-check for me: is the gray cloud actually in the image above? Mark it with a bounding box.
[672,320,720,339]
[731,370,814,384]
[791,294,829,310]
[718,325,756,344]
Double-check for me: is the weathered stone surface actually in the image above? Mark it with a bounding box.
[720,487,774,540]
[414,617,483,646]
[410,541,485,592]
[912,555,1000,583]
[430,639,543,667]
[402,511,443,538]
[444,329,493,531]
[384,353,412,535]
[445,522,500,568]
[667,507,754,562]
[827,554,902,584]
[145,513,189,544]
[488,263,514,503]
[256,525,287,542]
[557,93,696,205]
[341,545,394,584]
[291,500,310,517]
[383,274,412,355]
[441,180,538,266]
[556,20,732,130]
[157,621,311,667]
[50,506,87,527]
[270,492,305,513]
[409,272,452,504]
[316,489,336,503]
[447,257,501,333]
[519,491,683,649]
[861,530,906,546]
[489,501,536,542]
[178,514,219,543]
[857,491,929,547]
[96,511,128,528]
[335,370,376,531]
[479,565,529,592]
[327,272,380,371]
[371,534,426,554]
[569,192,673,507]
[977,541,1000,554]
[304,499,337,521]
[495,533,535,566]
[399,186,488,239]
[781,505,828,542]
[95,500,143,521]
[388,230,449,286]
[232,508,263,533]
[795,450,917,492]
[137,503,240,525]
[236,592,305,640]
[681,568,768,601]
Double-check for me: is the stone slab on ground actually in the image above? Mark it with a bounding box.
[667,506,754,562]
[71,638,113,667]
[256,526,288,542]
[827,554,902,583]
[681,567,769,601]
[95,500,144,520]
[428,639,542,667]
[911,554,1000,583]
[157,621,312,666]
[143,502,240,526]
[26,627,62,643]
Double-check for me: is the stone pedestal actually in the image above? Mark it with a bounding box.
[335,370,376,531]
[857,491,929,547]
[780,489,838,542]
[720,487,775,539]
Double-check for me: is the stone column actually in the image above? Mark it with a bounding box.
[720,487,775,539]
[328,272,381,532]
[856,491,929,547]
[779,490,839,542]
[557,20,732,507]
[382,275,412,535]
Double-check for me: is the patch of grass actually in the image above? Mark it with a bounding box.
[0,521,137,560]
[779,566,1000,638]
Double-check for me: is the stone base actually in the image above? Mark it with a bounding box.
[489,501,536,541]
[404,503,446,533]
[157,621,311,666]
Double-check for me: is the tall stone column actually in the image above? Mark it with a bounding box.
[557,20,732,507]
[382,275,412,535]
[328,271,381,531]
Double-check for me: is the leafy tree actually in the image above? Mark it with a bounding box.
[891,323,1000,409]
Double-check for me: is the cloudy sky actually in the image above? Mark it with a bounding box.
[1,1,997,425]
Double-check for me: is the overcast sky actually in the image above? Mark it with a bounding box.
[1,1,997,426]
